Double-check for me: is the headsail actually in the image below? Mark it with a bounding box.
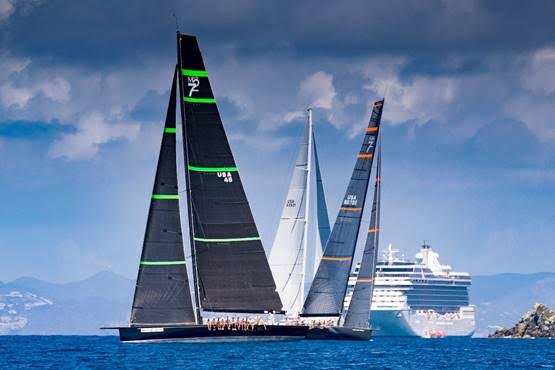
[312,132,331,275]
[269,111,311,315]
[130,67,196,325]
[177,33,282,313]
[302,100,384,316]
[343,140,381,329]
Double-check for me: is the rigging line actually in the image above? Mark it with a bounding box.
[383,82,390,102]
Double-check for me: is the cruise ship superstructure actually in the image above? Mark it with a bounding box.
[345,244,475,337]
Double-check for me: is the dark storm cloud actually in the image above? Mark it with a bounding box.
[3,0,555,66]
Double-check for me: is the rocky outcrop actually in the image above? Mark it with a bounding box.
[489,303,555,338]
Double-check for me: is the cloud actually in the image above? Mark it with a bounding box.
[0,51,30,82]
[0,0,42,23]
[376,76,456,125]
[0,0,15,21]
[521,46,555,95]
[0,83,33,108]
[505,94,555,142]
[0,77,70,108]
[299,71,336,110]
[0,51,71,109]
[222,91,255,121]
[38,77,70,102]
[261,110,304,132]
[48,111,139,161]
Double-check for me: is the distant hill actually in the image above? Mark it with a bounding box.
[0,271,133,335]
[1,271,554,335]
[471,272,555,337]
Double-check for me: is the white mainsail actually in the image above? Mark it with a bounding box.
[270,109,330,315]
[269,110,311,315]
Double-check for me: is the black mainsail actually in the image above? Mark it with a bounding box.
[343,140,381,329]
[130,67,196,325]
[177,34,283,313]
[302,100,384,317]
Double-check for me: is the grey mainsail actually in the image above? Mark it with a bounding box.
[343,140,381,329]
[302,100,384,316]
[312,133,331,275]
[130,66,196,325]
[177,33,283,313]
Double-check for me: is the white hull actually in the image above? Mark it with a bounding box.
[370,309,475,337]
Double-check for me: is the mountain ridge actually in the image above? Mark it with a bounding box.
[1,270,554,336]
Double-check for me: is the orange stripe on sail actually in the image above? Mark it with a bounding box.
[321,256,352,262]
[358,153,373,159]
[368,228,380,233]
[340,207,362,212]
[373,102,383,108]
[366,127,378,132]
[356,278,374,283]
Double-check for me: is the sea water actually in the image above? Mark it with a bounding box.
[0,336,554,369]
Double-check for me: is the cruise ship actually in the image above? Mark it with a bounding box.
[344,244,475,337]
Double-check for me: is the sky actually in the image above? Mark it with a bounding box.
[0,0,554,283]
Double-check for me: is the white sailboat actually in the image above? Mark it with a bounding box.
[269,108,331,316]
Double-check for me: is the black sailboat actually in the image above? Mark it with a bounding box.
[303,100,384,340]
[104,33,308,342]
[340,139,382,337]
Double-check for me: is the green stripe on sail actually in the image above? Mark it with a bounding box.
[152,194,179,200]
[188,165,238,172]
[183,97,216,104]
[181,69,208,77]
[164,127,177,133]
[140,260,186,265]
[194,236,261,243]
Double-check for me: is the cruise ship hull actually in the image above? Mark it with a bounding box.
[108,325,309,343]
[370,310,475,337]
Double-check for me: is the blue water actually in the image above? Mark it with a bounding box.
[0,336,554,369]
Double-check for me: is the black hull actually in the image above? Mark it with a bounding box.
[305,326,371,341]
[112,325,308,343]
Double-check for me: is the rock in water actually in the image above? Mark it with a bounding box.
[489,303,555,338]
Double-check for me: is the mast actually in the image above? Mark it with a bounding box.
[176,33,202,324]
[302,99,384,317]
[130,66,196,326]
[177,33,282,313]
[343,138,382,329]
[302,108,313,301]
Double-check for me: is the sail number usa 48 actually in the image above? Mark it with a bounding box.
[217,172,233,183]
